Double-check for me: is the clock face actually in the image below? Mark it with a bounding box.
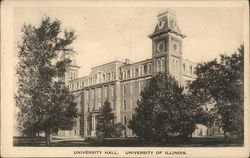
[172,42,179,52]
[156,41,165,53]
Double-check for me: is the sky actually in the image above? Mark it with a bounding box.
[14,7,244,77]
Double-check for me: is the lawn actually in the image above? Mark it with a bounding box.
[13,136,243,147]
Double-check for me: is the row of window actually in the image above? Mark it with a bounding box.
[122,98,135,110]
[183,63,194,76]
[85,86,115,111]
[68,71,115,91]
[121,63,152,80]
[85,86,115,101]
[122,82,143,96]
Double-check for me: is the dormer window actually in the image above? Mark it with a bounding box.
[190,66,193,75]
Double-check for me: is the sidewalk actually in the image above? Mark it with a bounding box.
[52,136,86,142]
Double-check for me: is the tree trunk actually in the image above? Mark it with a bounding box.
[45,130,52,146]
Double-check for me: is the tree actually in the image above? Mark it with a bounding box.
[15,17,78,145]
[96,101,115,138]
[129,72,204,142]
[189,45,244,142]
[112,123,125,137]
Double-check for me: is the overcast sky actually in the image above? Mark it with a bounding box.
[14,7,244,76]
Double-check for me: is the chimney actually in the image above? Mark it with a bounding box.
[125,59,130,65]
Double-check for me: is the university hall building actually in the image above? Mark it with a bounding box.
[58,9,203,137]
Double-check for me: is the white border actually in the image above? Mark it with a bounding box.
[1,0,249,157]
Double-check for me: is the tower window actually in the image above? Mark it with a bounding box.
[157,59,161,72]
[161,57,165,72]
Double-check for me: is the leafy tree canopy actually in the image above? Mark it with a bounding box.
[15,17,78,145]
[129,72,206,142]
[189,45,244,141]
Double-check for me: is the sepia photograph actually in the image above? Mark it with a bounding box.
[1,0,249,157]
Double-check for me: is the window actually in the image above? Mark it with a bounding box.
[122,71,126,79]
[130,84,133,94]
[135,68,139,76]
[190,66,193,75]
[97,88,102,108]
[86,91,89,103]
[183,64,186,73]
[139,82,142,94]
[111,71,114,80]
[104,87,108,98]
[91,89,95,100]
[127,70,130,78]
[144,65,147,74]
[161,57,165,72]
[139,66,143,76]
[130,98,133,109]
[94,75,97,84]
[132,69,135,77]
[123,116,127,125]
[123,85,126,96]
[157,59,161,72]
[110,86,114,97]
[103,74,106,82]
[148,64,152,73]
[107,72,110,81]
[111,100,115,110]
[123,99,126,110]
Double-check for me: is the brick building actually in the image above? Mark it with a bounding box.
[58,9,199,137]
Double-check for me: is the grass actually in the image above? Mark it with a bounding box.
[13,136,243,147]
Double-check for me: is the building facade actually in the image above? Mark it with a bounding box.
[58,9,199,137]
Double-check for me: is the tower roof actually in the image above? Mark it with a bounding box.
[149,9,185,39]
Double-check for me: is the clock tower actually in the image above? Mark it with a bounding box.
[149,9,185,83]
